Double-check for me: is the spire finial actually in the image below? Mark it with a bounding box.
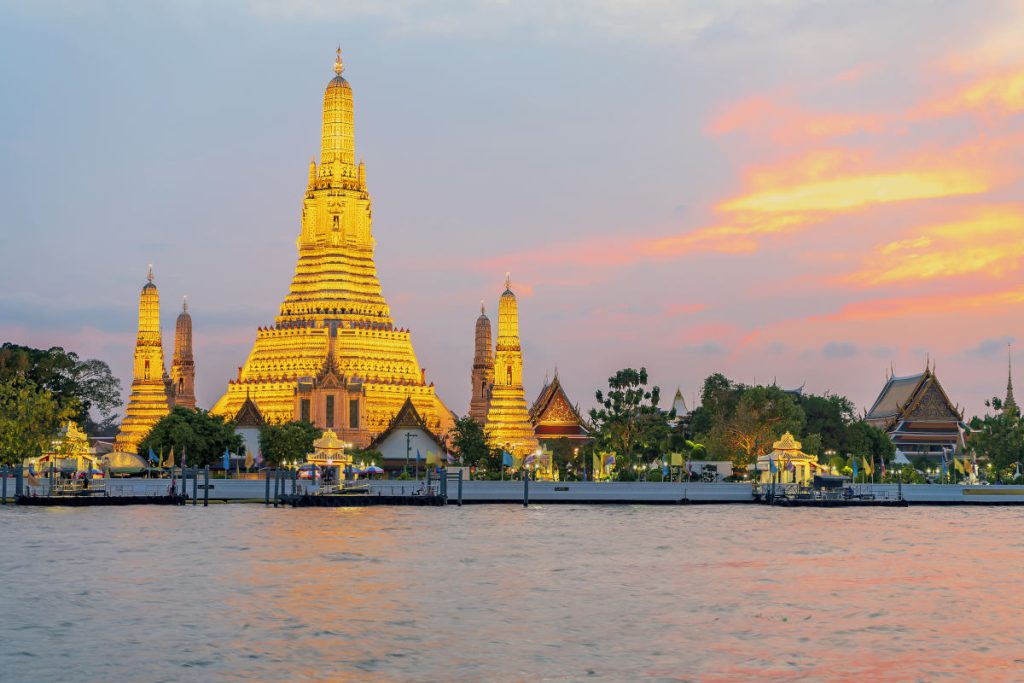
[147,263,153,283]
[480,299,485,315]
[505,272,511,291]
[334,45,344,75]
[182,295,188,313]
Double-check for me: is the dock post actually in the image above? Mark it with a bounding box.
[523,471,529,508]
[292,468,298,495]
[2,466,7,504]
[264,467,271,506]
[15,466,23,498]
[273,469,280,508]
[457,470,463,507]
[192,468,198,505]
[204,467,210,506]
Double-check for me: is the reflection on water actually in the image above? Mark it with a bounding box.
[2,504,1023,681]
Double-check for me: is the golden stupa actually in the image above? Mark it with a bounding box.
[483,275,539,457]
[211,49,454,445]
[113,266,173,454]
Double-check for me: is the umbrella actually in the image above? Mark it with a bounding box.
[364,465,384,474]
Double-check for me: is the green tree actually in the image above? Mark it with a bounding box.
[844,420,896,465]
[709,385,805,466]
[590,367,672,469]
[258,421,322,467]
[138,407,243,467]
[797,393,855,452]
[0,378,75,466]
[0,343,122,435]
[969,399,1024,469]
[451,416,489,468]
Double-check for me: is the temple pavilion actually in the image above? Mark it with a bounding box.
[756,432,822,485]
[864,361,967,461]
[211,49,454,445]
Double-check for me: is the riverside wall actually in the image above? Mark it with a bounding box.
[7,475,1024,505]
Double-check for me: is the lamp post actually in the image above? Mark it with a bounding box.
[405,432,417,478]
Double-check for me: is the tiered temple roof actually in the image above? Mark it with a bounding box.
[865,363,966,456]
[529,373,591,442]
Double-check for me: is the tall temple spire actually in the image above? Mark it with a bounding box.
[484,277,539,456]
[171,295,196,410]
[1006,343,1018,416]
[469,301,494,424]
[211,52,453,442]
[319,45,356,178]
[113,267,172,454]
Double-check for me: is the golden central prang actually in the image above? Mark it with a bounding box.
[212,49,454,445]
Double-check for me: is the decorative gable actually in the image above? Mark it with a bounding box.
[904,379,960,422]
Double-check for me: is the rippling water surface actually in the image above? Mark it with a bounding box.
[2,504,1023,681]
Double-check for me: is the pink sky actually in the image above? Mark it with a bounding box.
[0,1,1022,420]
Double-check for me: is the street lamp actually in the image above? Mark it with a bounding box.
[405,432,417,478]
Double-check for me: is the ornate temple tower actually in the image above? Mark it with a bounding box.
[171,297,196,410]
[1005,344,1018,416]
[211,49,454,443]
[469,302,493,424]
[484,275,539,456]
[114,267,173,453]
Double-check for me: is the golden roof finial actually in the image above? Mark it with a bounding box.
[480,299,485,315]
[147,264,154,283]
[334,45,344,76]
[505,272,511,291]
[182,295,188,313]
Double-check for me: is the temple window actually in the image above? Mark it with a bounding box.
[332,215,340,230]
[507,366,512,384]
[300,398,311,423]
[349,398,359,429]
[144,360,150,380]
[325,395,335,428]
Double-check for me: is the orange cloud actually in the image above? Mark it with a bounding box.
[919,69,1024,117]
[845,207,1024,287]
[823,286,1024,323]
[719,168,990,215]
[708,97,884,144]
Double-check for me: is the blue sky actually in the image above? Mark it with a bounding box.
[1,0,1022,419]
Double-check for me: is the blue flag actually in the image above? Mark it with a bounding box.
[501,451,513,467]
[416,449,423,462]
[769,457,777,474]
[223,448,230,471]
[852,457,859,478]
[662,465,670,477]
[148,447,158,463]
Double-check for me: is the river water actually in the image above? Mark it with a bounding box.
[1,504,1022,682]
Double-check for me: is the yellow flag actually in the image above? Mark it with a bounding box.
[953,458,964,474]
[670,452,683,467]
[164,447,175,468]
[426,451,440,466]
[244,450,254,469]
[962,456,971,476]
[862,456,873,476]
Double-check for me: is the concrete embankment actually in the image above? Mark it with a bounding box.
[9,476,1024,505]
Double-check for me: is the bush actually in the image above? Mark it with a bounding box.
[646,469,663,482]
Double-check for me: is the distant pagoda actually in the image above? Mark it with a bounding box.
[211,49,453,444]
[468,301,494,424]
[170,297,196,409]
[113,267,173,454]
[483,275,539,457]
